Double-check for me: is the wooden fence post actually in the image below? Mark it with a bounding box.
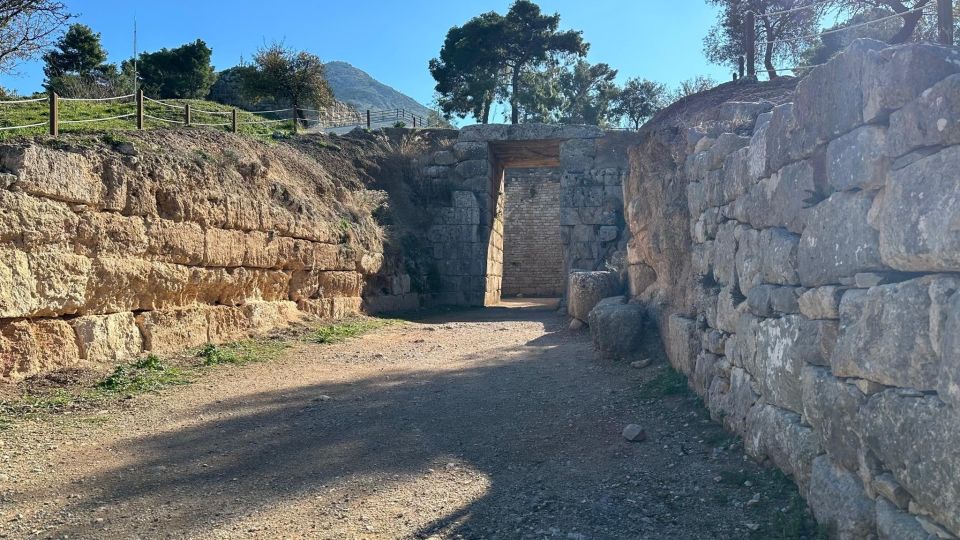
[136,89,144,130]
[48,92,58,137]
[744,11,756,79]
[366,109,371,129]
[938,0,954,46]
[184,103,191,126]
[231,108,237,133]
[291,110,298,134]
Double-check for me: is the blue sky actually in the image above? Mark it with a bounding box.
[3,1,731,118]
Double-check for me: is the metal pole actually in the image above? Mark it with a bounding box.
[744,11,756,79]
[136,89,144,130]
[938,0,954,46]
[49,92,58,137]
[184,103,191,126]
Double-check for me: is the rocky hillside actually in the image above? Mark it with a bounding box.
[324,61,432,117]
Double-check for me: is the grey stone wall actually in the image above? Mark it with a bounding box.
[502,169,564,297]
[643,40,960,538]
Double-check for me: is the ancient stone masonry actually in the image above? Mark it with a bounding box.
[421,124,634,306]
[502,168,563,297]
[625,40,960,537]
[0,131,417,382]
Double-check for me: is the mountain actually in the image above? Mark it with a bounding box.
[323,61,432,118]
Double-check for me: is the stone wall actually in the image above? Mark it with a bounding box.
[502,168,563,297]
[626,40,960,538]
[0,131,418,382]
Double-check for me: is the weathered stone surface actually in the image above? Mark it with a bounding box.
[432,150,456,166]
[801,366,866,471]
[452,142,488,161]
[137,308,209,354]
[733,160,813,234]
[832,276,958,390]
[0,144,106,205]
[799,286,845,319]
[702,328,726,355]
[715,284,746,334]
[879,146,960,272]
[764,103,816,172]
[0,319,82,381]
[83,258,193,313]
[872,473,913,510]
[0,190,78,248]
[458,123,602,142]
[75,212,148,258]
[72,312,143,364]
[862,43,960,123]
[827,125,888,192]
[858,392,960,536]
[750,315,837,413]
[567,271,621,322]
[0,249,91,318]
[712,221,739,287]
[735,227,800,294]
[876,497,934,540]
[693,352,723,396]
[745,404,821,493]
[808,455,877,539]
[707,366,758,435]
[747,112,772,181]
[939,291,960,409]
[799,191,885,286]
[588,297,646,362]
[244,301,300,334]
[666,315,700,376]
[888,74,960,157]
[746,285,802,317]
[721,147,751,203]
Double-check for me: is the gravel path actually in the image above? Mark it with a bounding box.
[0,300,815,539]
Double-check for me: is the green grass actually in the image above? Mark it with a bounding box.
[308,318,396,344]
[0,97,296,141]
[197,338,289,366]
[638,366,691,399]
[97,354,192,394]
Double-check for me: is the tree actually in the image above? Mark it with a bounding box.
[42,23,122,96]
[429,11,504,124]
[834,0,931,43]
[430,0,588,124]
[669,75,717,102]
[555,60,620,126]
[613,78,667,130]
[130,39,216,98]
[704,0,825,78]
[0,0,69,74]
[243,42,334,121]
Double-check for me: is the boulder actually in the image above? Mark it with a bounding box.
[799,191,886,287]
[567,271,621,322]
[588,297,645,362]
[808,455,877,539]
[800,366,866,471]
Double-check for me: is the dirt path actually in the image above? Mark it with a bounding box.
[0,301,815,539]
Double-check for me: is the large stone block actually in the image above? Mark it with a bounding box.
[879,146,960,272]
[715,284,746,334]
[808,455,877,539]
[243,301,301,334]
[137,308,209,353]
[0,145,105,206]
[0,190,78,248]
[875,497,934,540]
[83,258,194,313]
[857,391,960,536]
[567,271,621,322]
[206,305,251,343]
[940,291,960,409]
[732,160,813,234]
[747,112,772,181]
[799,191,885,287]
[201,226,245,267]
[452,142,488,161]
[0,319,82,381]
[666,315,700,376]
[832,276,958,390]
[0,249,91,318]
[746,284,802,317]
[712,221,740,287]
[735,227,800,295]
[72,312,143,364]
[798,286,845,320]
[826,125,888,192]
[75,212,148,258]
[888,73,960,158]
[745,404,821,493]
[707,366,758,435]
[862,42,960,123]
[800,366,866,471]
[587,297,645,362]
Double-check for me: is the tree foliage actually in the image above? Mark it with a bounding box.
[669,75,717,102]
[612,78,667,130]
[243,42,334,120]
[0,0,70,74]
[130,39,216,99]
[430,0,587,124]
[42,23,124,97]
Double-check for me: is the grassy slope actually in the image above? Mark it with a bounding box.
[0,97,298,140]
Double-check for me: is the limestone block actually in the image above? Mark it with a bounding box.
[72,312,143,364]
[799,286,845,320]
[567,271,621,322]
[206,305,250,343]
[875,497,934,540]
[243,301,300,334]
[734,160,813,234]
[832,276,958,390]
[745,404,821,493]
[452,142,487,161]
[692,352,723,396]
[0,190,77,247]
[712,221,740,287]
[799,191,885,287]
[746,284,802,317]
[721,146,751,203]
[0,319,82,381]
[747,112,772,181]
[827,125,888,192]
[0,144,105,205]
[879,146,960,272]
[793,38,888,143]
[764,103,818,173]
[432,150,456,166]
[715,284,746,334]
[707,366,758,436]
[808,455,877,539]
[702,328,726,355]
[202,227,245,267]
[0,249,91,318]
[587,297,645,362]
[751,315,838,413]
[289,270,363,301]
[707,133,750,171]
[939,291,960,409]
[666,315,700,376]
[137,308,209,354]
[74,212,148,258]
[888,74,960,157]
[454,159,490,179]
[857,391,960,536]
[729,312,760,372]
[627,263,657,297]
[84,258,193,313]
[560,138,597,172]
[800,366,866,471]
[735,227,800,295]
[862,42,960,123]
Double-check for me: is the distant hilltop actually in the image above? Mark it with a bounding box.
[323,61,432,118]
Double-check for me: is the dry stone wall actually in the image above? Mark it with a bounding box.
[628,40,960,538]
[502,168,563,297]
[0,131,412,382]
